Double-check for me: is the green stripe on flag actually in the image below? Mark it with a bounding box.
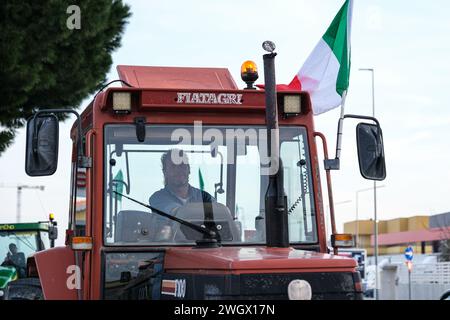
[198,168,205,191]
[322,0,351,96]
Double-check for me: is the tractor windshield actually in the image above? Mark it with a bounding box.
[0,230,42,277]
[103,124,317,246]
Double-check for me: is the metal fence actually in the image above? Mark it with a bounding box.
[380,261,450,300]
[414,262,450,285]
[399,262,450,285]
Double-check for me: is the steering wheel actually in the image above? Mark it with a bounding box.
[169,202,239,243]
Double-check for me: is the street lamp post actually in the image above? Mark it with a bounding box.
[326,200,352,242]
[359,67,380,299]
[355,185,385,248]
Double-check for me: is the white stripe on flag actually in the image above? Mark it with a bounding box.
[298,39,342,115]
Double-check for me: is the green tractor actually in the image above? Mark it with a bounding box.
[0,216,57,299]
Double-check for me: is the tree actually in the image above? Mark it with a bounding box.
[434,215,450,261]
[0,0,131,154]
[440,239,450,262]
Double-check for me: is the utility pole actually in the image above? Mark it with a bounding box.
[355,185,385,247]
[359,67,379,300]
[326,200,352,242]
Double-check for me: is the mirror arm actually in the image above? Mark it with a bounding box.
[32,109,91,168]
[324,114,381,170]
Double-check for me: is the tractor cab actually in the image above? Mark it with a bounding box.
[18,48,386,300]
[0,219,57,298]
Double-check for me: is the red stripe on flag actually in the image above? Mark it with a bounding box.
[255,76,302,92]
[288,75,302,90]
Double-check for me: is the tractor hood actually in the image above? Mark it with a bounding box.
[160,247,361,299]
[164,246,356,273]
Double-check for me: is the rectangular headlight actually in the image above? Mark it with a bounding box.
[283,95,301,115]
[112,92,132,112]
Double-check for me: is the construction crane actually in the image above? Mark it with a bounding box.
[0,184,45,222]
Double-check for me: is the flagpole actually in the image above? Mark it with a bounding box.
[324,90,348,171]
[335,90,348,162]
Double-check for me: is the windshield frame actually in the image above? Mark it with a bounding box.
[102,123,318,247]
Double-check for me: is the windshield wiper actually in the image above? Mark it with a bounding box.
[113,191,220,247]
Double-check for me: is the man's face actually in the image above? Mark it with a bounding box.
[164,161,190,189]
[9,244,17,254]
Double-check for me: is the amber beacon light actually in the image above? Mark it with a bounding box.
[240,60,259,89]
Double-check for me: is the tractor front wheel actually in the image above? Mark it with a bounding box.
[4,278,43,300]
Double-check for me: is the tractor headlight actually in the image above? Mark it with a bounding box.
[283,95,302,115]
[288,279,312,300]
[112,92,132,113]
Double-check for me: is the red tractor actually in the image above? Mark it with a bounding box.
[7,46,385,300]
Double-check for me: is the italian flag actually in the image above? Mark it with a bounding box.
[284,0,353,115]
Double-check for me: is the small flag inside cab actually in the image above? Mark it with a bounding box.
[198,168,205,191]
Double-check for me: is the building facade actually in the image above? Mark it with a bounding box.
[344,212,450,256]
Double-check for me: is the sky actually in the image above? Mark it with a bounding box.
[1,0,450,245]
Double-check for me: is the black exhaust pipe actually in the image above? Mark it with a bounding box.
[263,44,289,248]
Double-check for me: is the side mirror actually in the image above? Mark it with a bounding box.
[356,123,386,181]
[25,114,59,176]
[48,225,58,241]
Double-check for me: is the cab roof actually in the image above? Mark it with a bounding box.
[0,222,49,232]
[117,65,239,90]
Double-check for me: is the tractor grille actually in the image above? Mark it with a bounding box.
[162,272,363,300]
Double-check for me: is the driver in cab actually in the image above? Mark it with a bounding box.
[1,243,26,278]
[149,149,216,241]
